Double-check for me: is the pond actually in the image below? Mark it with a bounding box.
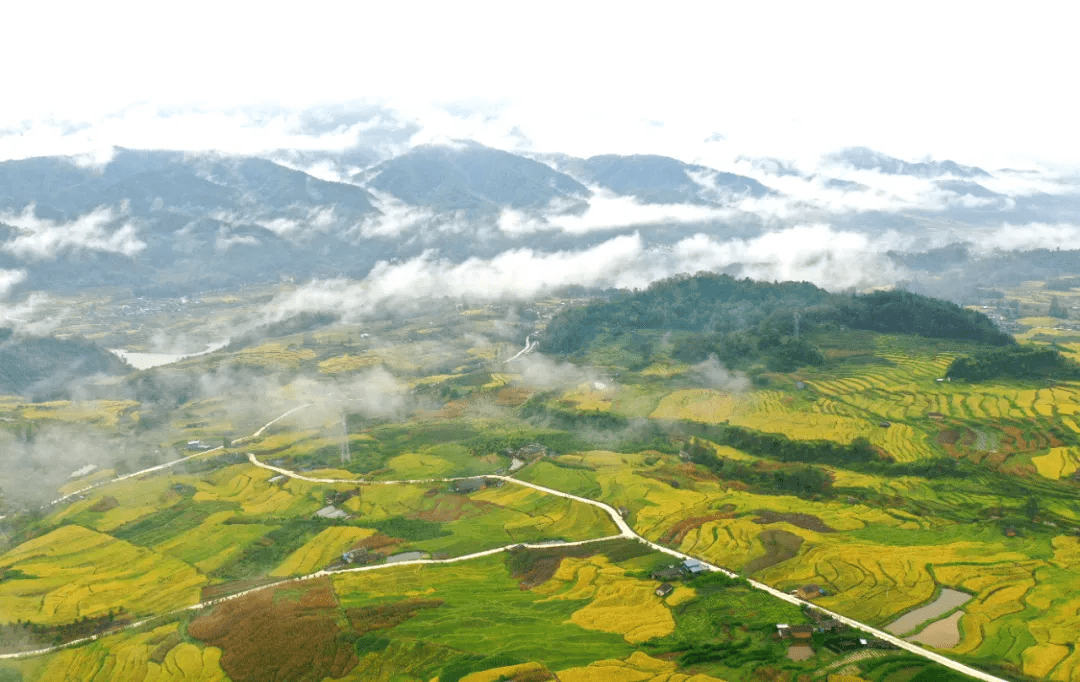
[906,610,964,649]
[110,341,228,369]
[886,588,971,636]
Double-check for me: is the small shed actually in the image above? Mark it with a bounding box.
[651,566,683,582]
[683,558,707,575]
[315,505,349,520]
[655,583,675,598]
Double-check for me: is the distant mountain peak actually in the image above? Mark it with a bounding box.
[362,142,590,213]
[826,146,990,178]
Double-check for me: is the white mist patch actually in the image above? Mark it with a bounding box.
[976,223,1080,253]
[511,353,608,391]
[690,355,750,392]
[269,225,906,321]
[498,191,730,235]
[355,192,437,238]
[0,205,145,260]
[0,269,26,298]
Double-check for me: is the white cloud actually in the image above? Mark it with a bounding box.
[269,224,906,321]
[498,191,731,235]
[0,205,145,260]
[0,269,26,298]
[977,223,1080,253]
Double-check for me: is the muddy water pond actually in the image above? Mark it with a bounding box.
[886,588,971,636]
[906,610,964,649]
[385,551,428,564]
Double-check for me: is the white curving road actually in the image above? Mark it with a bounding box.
[4,404,1009,681]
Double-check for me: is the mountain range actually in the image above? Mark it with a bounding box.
[0,142,1076,296]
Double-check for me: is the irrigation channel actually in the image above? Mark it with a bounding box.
[2,404,1010,682]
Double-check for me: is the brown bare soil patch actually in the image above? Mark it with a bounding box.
[346,598,444,634]
[89,496,119,513]
[1000,425,1028,450]
[506,539,652,589]
[752,510,835,533]
[415,495,470,523]
[495,387,532,407]
[743,529,804,574]
[937,429,962,446]
[658,512,735,546]
[188,578,357,682]
[356,533,402,554]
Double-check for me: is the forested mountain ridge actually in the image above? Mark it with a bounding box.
[0,329,131,398]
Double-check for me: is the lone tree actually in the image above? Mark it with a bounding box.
[1049,296,1069,319]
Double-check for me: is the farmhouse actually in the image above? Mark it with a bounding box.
[927,411,945,421]
[683,558,707,575]
[341,548,375,565]
[792,584,826,600]
[651,565,684,582]
[655,583,675,598]
[775,624,814,640]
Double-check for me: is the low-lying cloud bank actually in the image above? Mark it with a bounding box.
[267,224,907,321]
[0,205,144,260]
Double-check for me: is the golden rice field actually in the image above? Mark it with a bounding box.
[153,512,271,573]
[561,385,615,412]
[534,556,674,643]
[231,342,317,369]
[53,476,186,531]
[1032,447,1080,480]
[192,466,316,517]
[460,662,552,682]
[19,400,139,427]
[270,526,377,576]
[0,525,204,625]
[555,651,725,682]
[316,353,380,374]
[385,452,456,478]
[14,623,228,682]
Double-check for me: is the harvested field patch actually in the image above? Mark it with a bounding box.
[88,496,119,513]
[188,578,357,682]
[495,387,533,407]
[357,532,403,554]
[658,512,736,546]
[752,510,836,533]
[744,529,804,574]
[937,429,962,446]
[346,598,444,634]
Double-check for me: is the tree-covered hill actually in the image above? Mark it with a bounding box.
[946,345,1080,382]
[537,273,1013,371]
[0,329,131,398]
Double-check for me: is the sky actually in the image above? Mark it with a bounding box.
[2,0,1075,170]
